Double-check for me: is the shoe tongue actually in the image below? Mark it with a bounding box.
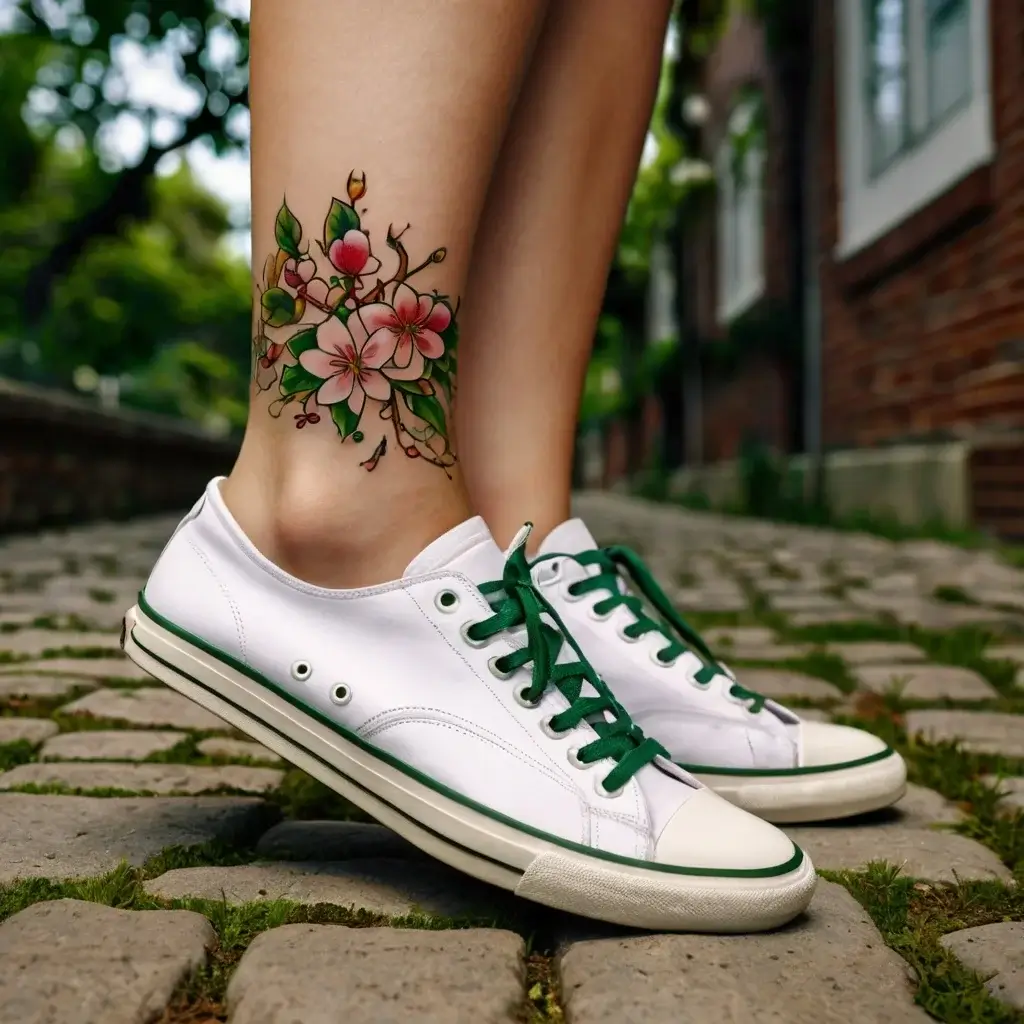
[402,516,505,584]
[538,518,598,557]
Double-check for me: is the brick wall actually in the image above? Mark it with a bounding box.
[0,378,239,533]
[702,357,790,462]
[694,7,797,458]
[817,0,1024,448]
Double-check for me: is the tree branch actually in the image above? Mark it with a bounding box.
[23,102,236,323]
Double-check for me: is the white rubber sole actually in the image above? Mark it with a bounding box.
[123,602,817,933]
[692,753,908,824]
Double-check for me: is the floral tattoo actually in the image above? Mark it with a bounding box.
[253,172,458,474]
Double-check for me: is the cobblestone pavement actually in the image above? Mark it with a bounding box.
[2,494,1024,1022]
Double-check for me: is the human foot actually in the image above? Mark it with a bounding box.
[532,519,907,824]
[122,480,816,932]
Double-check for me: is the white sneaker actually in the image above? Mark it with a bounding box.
[533,519,907,824]
[121,479,815,932]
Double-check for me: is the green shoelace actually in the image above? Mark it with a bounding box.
[534,546,766,713]
[469,541,668,794]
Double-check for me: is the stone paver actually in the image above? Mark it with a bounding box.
[558,880,929,1023]
[722,643,811,662]
[0,717,59,746]
[853,664,997,701]
[701,626,777,648]
[255,820,422,861]
[990,644,1024,666]
[197,736,282,763]
[0,673,98,699]
[786,784,1010,882]
[226,925,524,1024]
[61,686,228,731]
[0,899,215,1024]
[827,642,927,665]
[905,710,1024,756]
[982,775,1024,813]
[725,668,842,701]
[0,629,123,657]
[0,761,284,795]
[941,922,1024,1011]
[40,729,187,761]
[145,858,514,918]
[5,656,150,682]
[0,793,272,881]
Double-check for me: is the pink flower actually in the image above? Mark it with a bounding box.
[359,282,450,369]
[281,256,331,307]
[328,229,381,277]
[299,315,397,417]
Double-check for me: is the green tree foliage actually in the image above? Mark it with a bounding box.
[0,0,252,427]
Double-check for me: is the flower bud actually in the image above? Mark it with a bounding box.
[347,171,366,203]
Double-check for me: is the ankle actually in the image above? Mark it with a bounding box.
[221,438,472,588]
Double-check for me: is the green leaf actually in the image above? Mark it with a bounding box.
[275,201,302,258]
[279,364,323,396]
[261,288,296,328]
[392,379,426,396]
[324,198,360,246]
[286,328,320,358]
[333,305,351,325]
[402,391,449,439]
[438,311,459,356]
[331,401,361,440]
[431,364,452,400]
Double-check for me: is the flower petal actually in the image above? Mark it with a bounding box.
[392,282,420,324]
[360,369,392,402]
[347,383,366,419]
[316,368,355,405]
[382,348,425,380]
[329,230,371,275]
[360,256,382,276]
[424,300,451,334]
[360,327,398,369]
[316,314,353,356]
[413,328,445,360]
[304,278,330,305]
[297,258,317,283]
[300,348,344,379]
[358,302,400,335]
[392,334,414,369]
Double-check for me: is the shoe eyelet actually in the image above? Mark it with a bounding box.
[329,683,352,706]
[290,660,313,682]
[434,590,460,613]
[616,625,641,644]
[689,676,712,690]
[540,715,569,740]
[567,746,595,770]
[561,583,585,603]
[649,649,677,668]
[587,605,612,623]
[514,685,541,709]
[459,621,489,648]
[488,655,515,681]
[594,777,625,799]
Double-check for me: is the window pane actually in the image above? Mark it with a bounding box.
[865,0,909,173]
[927,0,970,124]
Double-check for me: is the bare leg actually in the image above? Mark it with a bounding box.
[456,0,672,547]
[223,0,546,587]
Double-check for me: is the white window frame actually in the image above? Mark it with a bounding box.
[716,100,765,324]
[836,0,994,257]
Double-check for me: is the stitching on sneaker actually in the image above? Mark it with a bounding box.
[359,713,581,797]
[188,538,247,663]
